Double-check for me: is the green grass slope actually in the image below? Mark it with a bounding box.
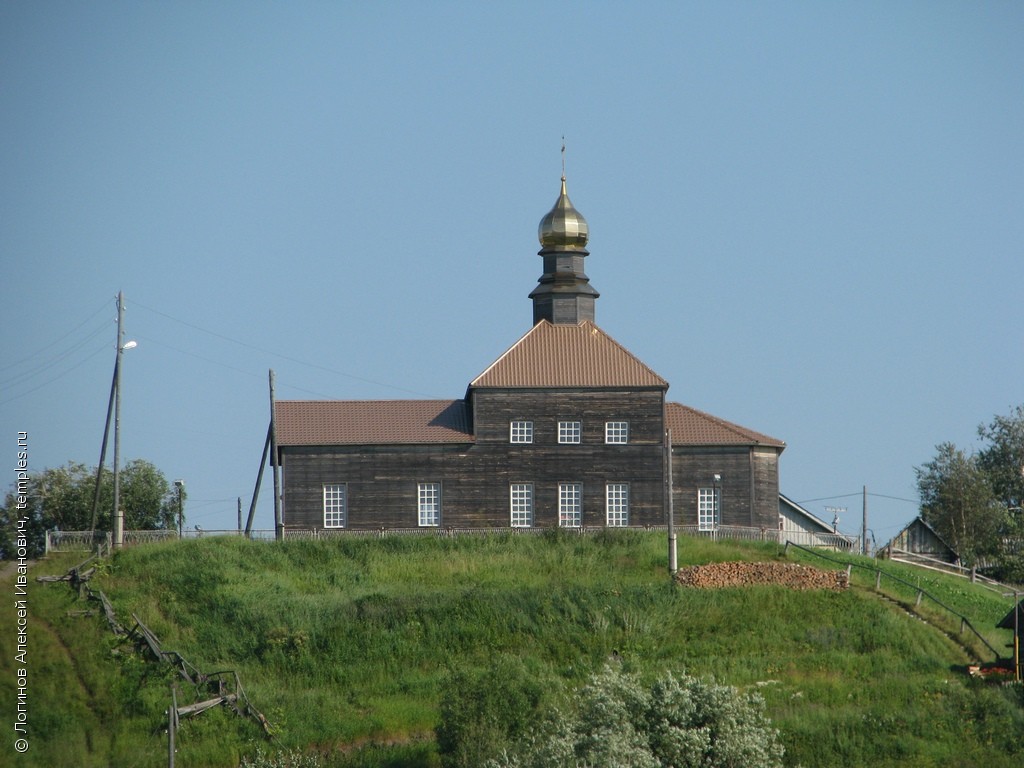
[3,531,1023,767]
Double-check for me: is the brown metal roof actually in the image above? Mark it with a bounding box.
[470,320,668,389]
[666,402,785,448]
[275,399,471,446]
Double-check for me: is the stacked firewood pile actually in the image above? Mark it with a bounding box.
[674,561,849,591]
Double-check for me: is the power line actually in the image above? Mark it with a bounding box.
[0,317,111,389]
[796,492,918,505]
[0,298,111,373]
[0,342,110,406]
[132,299,439,397]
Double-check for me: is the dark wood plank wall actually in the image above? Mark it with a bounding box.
[280,388,671,530]
[670,445,780,529]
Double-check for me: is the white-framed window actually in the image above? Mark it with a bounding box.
[418,482,441,527]
[510,483,534,527]
[698,487,718,531]
[558,421,582,444]
[559,483,582,527]
[605,421,629,444]
[606,483,629,527]
[323,483,348,528]
[510,420,534,444]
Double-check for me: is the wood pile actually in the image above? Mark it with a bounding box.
[674,561,849,591]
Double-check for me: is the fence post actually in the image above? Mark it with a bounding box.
[916,590,923,607]
[875,570,881,590]
[168,685,177,768]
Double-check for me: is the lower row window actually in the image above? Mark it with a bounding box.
[606,483,629,527]
[322,481,631,529]
[323,483,347,528]
[559,482,582,527]
[418,482,441,527]
[698,487,718,531]
[511,483,534,527]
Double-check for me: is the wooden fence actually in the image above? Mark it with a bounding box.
[46,524,860,550]
[786,541,1005,663]
[35,553,272,765]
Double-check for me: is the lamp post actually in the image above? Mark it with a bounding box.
[712,473,722,530]
[174,480,185,537]
[112,291,137,548]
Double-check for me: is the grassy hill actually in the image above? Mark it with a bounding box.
[3,531,1023,767]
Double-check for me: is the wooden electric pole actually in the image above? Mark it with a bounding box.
[862,485,868,556]
[269,369,283,541]
[113,291,126,548]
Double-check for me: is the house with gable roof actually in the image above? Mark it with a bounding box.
[274,175,785,533]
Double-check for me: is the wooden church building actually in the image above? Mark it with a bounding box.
[273,176,785,533]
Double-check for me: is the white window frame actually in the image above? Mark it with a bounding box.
[605,421,629,444]
[698,487,718,531]
[559,482,582,528]
[323,483,348,528]
[510,483,534,528]
[510,420,534,444]
[558,420,582,444]
[606,483,629,527]
[418,482,441,527]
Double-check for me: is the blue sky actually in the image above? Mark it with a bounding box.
[2,2,1022,545]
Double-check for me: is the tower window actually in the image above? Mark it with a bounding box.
[558,421,581,444]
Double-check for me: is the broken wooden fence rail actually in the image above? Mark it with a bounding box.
[36,555,274,747]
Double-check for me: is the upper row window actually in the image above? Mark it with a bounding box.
[510,420,534,443]
[510,420,630,444]
[558,420,582,444]
[605,421,629,444]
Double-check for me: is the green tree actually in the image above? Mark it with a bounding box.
[487,665,784,768]
[977,404,1024,512]
[0,459,178,558]
[915,443,1004,566]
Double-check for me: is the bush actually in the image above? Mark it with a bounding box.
[488,665,784,768]
[436,657,548,768]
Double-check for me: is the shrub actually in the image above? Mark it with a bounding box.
[488,665,784,768]
[435,657,547,768]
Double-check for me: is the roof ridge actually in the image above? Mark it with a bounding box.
[468,321,549,387]
[469,320,668,389]
[582,321,667,387]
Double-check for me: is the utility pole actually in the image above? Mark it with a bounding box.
[237,496,242,533]
[113,291,126,548]
[269,369,283,541]
[173,480,185,537]
[666,429,677,574]
[89,357,118,536]
[862,485,868,556]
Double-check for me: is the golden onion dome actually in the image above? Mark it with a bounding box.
[538,176,589,249]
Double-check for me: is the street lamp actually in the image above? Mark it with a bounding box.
[174,480,185,537]
[112,291,137,549]
[712,473,722,530]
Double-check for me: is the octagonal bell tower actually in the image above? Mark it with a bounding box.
[529,174,600,325]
